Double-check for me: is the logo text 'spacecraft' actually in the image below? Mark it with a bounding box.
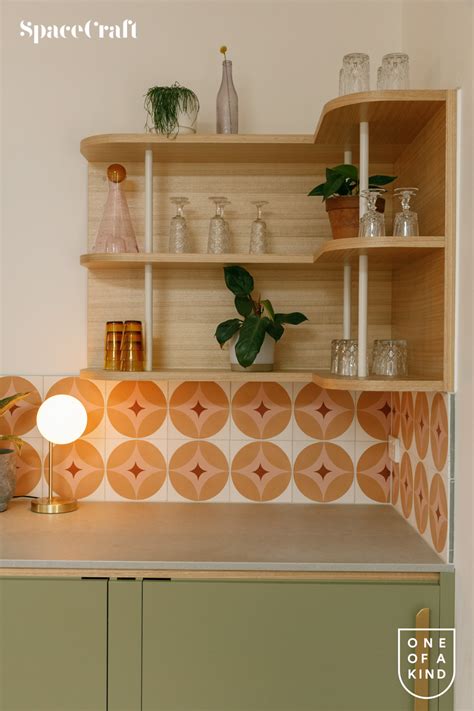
[20,19,137,45]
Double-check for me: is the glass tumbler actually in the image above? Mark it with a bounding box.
[381,53,409,89]
[104,321,123,371]
[249,201,269,254]
[372,339,408,376]
[341,53,370,94]
[339,339,359,377]
[120,320,144,372]
[208,197,231,253]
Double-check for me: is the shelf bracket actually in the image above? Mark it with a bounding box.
[144,148,153,371]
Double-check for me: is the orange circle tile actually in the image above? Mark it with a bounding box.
[107,381,166,437]
[169,382,229,438]
[14,442,41,496]
[429,473,448,553]
[391,392,401,437]
[414,462,429,534]
[392,462,400,505]
[46,377,104,436]
[357,443,391,503]
[430,394,448,471]
[401,393,414,450]
[414,393,430,460]
[357,392,391,440]
[232,382,291,439]
[0,377,41,436]
[45,440,104,499]
[294,442,353,502]
[169,441,228,501]
[400,451,413,518]
[294,384,354,440]
[232,442,291,501]
[107,440,166,500]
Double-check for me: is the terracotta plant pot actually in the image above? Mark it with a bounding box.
[325,196,385,239]
[0,449,16,512]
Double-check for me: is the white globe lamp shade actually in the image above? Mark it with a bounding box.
[36,395,87,445]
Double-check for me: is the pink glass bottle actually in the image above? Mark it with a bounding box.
[93,164,139,253]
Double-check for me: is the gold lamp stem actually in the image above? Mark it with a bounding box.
[48,441,54,504]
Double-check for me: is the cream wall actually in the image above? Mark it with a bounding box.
[0,0,403,373]
[402,2,474,709]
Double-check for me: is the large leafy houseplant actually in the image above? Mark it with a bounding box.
[308,164,396,239]
[0,392,30,512]
[144,82,200,137]
[215,266,308,369]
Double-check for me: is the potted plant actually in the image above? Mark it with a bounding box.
[0,392,30,512]
[308,164,396,239]
[144,82,200,137]
[215,266,308,371]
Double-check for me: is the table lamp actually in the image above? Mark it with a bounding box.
[31,394,87,514]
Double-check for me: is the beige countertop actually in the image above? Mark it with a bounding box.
[0,501,450,573]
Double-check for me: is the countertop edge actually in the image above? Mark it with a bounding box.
[0,560,454,573]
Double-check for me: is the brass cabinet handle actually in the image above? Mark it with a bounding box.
[414,608,430,711]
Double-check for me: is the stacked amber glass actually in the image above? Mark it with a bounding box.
[104,320,144,371]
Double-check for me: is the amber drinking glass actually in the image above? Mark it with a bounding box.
[104,321,123,370]
[120,320,144,371]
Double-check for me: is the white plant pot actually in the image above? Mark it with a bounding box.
[229,332,275,372]
[176,108,197,135]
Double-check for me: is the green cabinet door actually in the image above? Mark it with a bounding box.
[0,578,107,711]
[142,579,442,711]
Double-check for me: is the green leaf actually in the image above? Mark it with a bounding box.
[332,164,358,180]
[224,266,254,296]
[235,315,270,368]
[266,320,285,341]
[368,174,397,186]
[307,183,325,197]
[323,174,345,200]
[0,392,30,418]
[0,435,25,452]
[234,296,253,317]
[215,318,242,347]
[275,312,308,326]
[261,299,275,320]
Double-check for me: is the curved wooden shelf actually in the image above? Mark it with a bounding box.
[313,237,445,266]
[312,371,444,393]
[314,89,449,161]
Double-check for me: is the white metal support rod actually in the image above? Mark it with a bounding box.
[343,149,353,339]
[358,122,369,377]
[144,149,153,372]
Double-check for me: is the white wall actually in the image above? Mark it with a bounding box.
[402,2,474,709]
[0,0,403,374]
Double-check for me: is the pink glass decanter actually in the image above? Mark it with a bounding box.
[93,164,139,253]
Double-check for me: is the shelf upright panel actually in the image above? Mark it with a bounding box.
[358,122,369,377]
[144,148,153,371]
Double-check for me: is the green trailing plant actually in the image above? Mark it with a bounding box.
[144,82,200,137]
[215,266,308,368]
[308,164,396,200]
[0,392,30,454]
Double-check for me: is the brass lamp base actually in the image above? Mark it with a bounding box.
[31,497,78,514]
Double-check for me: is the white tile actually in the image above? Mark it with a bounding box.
[229,439,292,503]
[105,380,168,440]
[167,438,230,502]
[230,381,293,441]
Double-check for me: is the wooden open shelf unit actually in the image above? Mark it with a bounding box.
[80,90,456,391]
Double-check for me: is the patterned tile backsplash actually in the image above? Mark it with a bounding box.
[0,375,451,559]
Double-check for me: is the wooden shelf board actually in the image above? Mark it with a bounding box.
[80,253,316,269]
[80,134,328,164]
[314,90,450,161]
[313,237,445,266]
[80,368,315,383]
[80,368,445,391]
[312,371,445,392]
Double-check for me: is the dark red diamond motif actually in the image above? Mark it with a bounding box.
[254,401,270,418]
[316,464,331,479]
[254,464,268,479]
[66,461,81,477]
[191,400,207,418]
[191,463,206,479]
[129,462,144,478]
[129,400,145,417]
[316,402,330,418]
[379,401,391,418]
